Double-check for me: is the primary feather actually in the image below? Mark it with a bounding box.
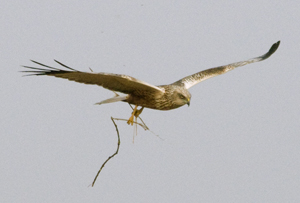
[172,41,280,89]
[22,60,164,95]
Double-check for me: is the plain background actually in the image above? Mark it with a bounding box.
[1,1,300,202]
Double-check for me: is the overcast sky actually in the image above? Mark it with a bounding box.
[1,1,300,202]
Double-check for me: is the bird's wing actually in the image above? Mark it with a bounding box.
[171,41,280,89]
[22,60,164,95]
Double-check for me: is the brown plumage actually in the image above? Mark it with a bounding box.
[22,41,280,124]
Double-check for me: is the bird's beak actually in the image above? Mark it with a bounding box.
[187,98,190,106]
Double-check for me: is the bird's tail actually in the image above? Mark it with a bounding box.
[95,95,127,105]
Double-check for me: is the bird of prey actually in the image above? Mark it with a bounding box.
[22,41,280,125]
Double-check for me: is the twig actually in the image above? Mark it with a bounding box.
[90,111,163,186]
[113,118,149,130]
[91,117,120,187]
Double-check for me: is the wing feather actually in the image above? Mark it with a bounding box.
[172,41,280,89]
[22,60,164,95]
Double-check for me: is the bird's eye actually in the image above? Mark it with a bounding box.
[179,94,185,99]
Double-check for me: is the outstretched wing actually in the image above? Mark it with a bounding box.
[22,60,164,95]
[172,41,280,89]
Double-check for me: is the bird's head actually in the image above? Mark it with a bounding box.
[171,87,191,108]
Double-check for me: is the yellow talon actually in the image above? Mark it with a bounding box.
[127,114,134,125]
[135,107,144,117]
[127,105,138,125]
[127,106,144,125]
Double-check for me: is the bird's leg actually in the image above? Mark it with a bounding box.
[134,107,144,118]
[127,105,138,125]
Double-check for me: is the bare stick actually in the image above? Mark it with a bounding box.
[113,118,149,130]
[113,118,163,140]
[91,117,120,187]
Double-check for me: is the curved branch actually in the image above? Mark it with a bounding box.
[91,117,120,187]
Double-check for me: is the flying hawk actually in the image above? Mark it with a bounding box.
[22,41,280,124]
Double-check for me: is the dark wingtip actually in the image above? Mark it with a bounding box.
[269,41,280,54]
[54,59,78,71]
[263,41,280,59]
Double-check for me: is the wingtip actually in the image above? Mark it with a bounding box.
[264,40,280,59]
[269,41,280,53]
[30,59,39,64]
[54,59,78,71]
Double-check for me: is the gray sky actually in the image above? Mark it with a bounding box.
[1,1,300,202]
